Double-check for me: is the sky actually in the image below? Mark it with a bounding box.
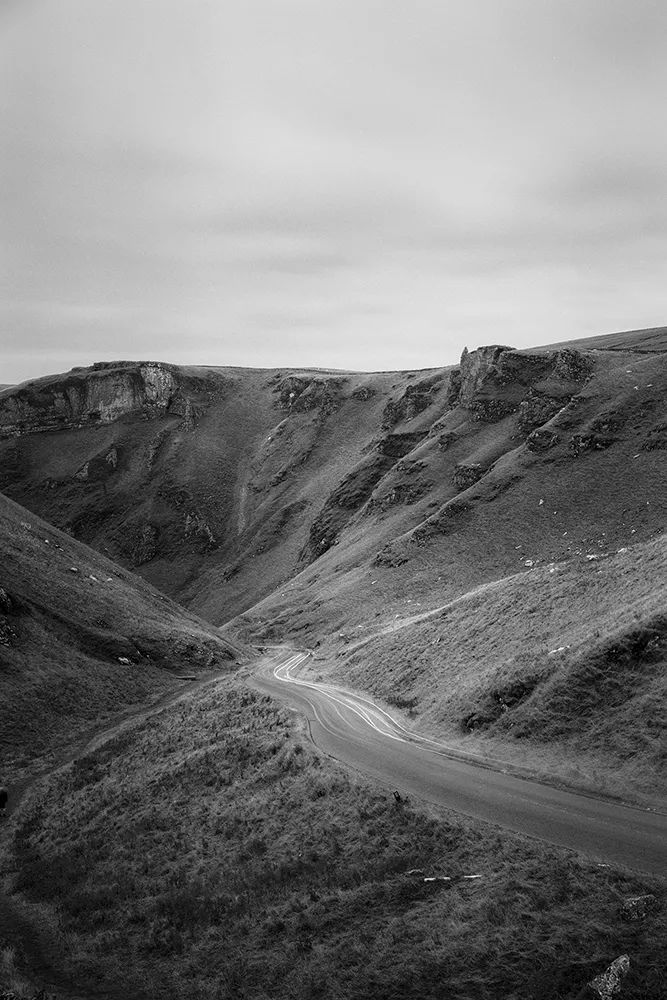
[2,0,667,383]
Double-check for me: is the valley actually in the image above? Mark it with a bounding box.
[2,325,667,997]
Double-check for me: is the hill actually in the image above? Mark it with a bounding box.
[3,326,667,998]
[5,673,667,1000]
[2,329,666,629]
[0,492,242,781]
[2,325,667,797]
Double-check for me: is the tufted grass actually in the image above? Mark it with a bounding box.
[4,679,666,1000]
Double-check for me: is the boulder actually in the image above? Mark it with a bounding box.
[587,955,630,998]
[619,894,659,921]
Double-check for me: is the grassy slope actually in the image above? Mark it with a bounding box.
[0,363,450,622]
[225,339,667,799]
[5,676,666,1000]
[0,492,241,780]
[3,332,667,794]
[308,534,667,801]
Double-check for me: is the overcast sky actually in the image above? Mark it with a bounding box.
[3,0,667,383]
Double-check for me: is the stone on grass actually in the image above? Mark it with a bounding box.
[619,894,658,921]
[587,955,630,998]
[0,587,12,613]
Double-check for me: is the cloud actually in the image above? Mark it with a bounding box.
[2,0,667,382]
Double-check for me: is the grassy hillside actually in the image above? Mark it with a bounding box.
[288,533,667,802]
[0,492,242,780]
[4,676,666,1000]
[4,330,667,800]
[4,331,666,641]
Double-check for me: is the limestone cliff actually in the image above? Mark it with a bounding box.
[0,361,203,438]
[452,345,592,425]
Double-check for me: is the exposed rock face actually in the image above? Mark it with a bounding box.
[382,374,444,428]
[184,513,216,549]
[0,586,16,645]
[0,361,194,438]
[75,447,120,482]
[275,376,347,416]
[453,463,485,492]
[451,345,592,426]
[300,431,432,563]
[133,524,160,565]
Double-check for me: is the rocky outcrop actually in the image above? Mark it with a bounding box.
[0,361,206,438]
[75,447,119,482]
[133,524,160,565]
[526,428,559,453]
[184,513,216,549]
[275,376,348,417]
[368,481,430,512]
[382,374,445,428]
[449,345,592,426]
[0,586,16,646]
[453,463,485,492]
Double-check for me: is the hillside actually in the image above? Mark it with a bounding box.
[5,675,667,1000]
[0,492,242,781]
[2,325,667,797]
[2,328,666,632]
[3,327,667,998]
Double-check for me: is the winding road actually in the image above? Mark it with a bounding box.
[251,649,667,879]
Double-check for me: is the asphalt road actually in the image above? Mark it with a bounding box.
[250,649,667,879]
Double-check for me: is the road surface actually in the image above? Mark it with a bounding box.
[250,649,667,879]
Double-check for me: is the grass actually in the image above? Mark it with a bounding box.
[0,493,241,781]
[320,534,667,802]
[4,677,667,1000]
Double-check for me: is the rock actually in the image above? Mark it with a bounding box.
[133,524,159,565]
[370,482,431,512]
[518,390,564,433]
[453,345,591,426]
[569,433,617,456]
[352,386,375,401]
[276,376,347,416]
[526,428,559,452]
[587,955,630,999]
[0,587,12,613]
[184,513,216,548]
[0,361,188,438]
[118,657,131,665]
[382,374,444,428]
[436,431,457,451]
[453,463,485,491]
[619,894,659,921]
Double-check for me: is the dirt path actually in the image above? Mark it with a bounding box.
[0,669,227,1000]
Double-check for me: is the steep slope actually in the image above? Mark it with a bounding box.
[6,330,667,636]
[3,329,667,695]
[233,333,667,639]
[0,360,460,618]
[305,532,667,800]
[0,492,241,780]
